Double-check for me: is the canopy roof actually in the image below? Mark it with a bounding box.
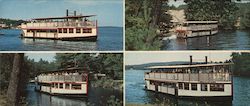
[148,63,232,69]
[33,15,96,20]
[184,21,218,24]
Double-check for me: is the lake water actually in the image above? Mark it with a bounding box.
[26,83,123,106]
[0,27,123,51]
[125,69,250,106]
[162,30,250,50]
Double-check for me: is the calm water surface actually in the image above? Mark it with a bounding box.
[126,69,250,106]
[0,27,123,51]
[162,30,250,50]
[26,83,123,106]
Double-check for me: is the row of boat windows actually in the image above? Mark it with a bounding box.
[39,83,82,90]
[178,83,224,91]
[58,28,92,33]
[27,28,92,33]
[149,81,224,92]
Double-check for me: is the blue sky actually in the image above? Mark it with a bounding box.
[0,0,123,27]
[126,51,233,65]
[26,53,56,62]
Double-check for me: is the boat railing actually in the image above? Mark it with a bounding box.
[22,21,96,28]
[176,24,218,31]
[145,72,231,82]
[37,75,87,82]
[188,25,218,31]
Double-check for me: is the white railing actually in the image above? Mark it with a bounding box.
[37,75,87,82]
[188,25,218,31]
[145,72,231,82]
[22,21,96,28]
[176,25,218,31]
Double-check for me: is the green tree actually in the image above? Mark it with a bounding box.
[184,0,238,29]
[54,53,123,80]
[126,0,171,50]
[231,52,250,76]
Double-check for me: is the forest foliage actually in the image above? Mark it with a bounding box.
[125,0,172,50]
[185,0,239,29]
[231,52,250,77]
[236,3,250,29]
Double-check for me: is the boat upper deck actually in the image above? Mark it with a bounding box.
[148,63,232,69]
[36,67,88,83]
[184,21,218,24]
[145,63,232,83]
[32,15,96,21]
[21,10,97,29]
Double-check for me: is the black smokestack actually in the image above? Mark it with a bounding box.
[74,11,76,16]
[205,56,208,64]
[190,55,192,65]
[66,9,69,16]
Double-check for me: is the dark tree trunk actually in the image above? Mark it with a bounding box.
[7,53,24,106]
[151,0,163,27]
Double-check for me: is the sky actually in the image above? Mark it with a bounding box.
[125,51,235,65]
[26,53,56,62]
[0,0,123,27]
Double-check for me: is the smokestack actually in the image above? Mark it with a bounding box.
[74,11,76,16]
[205,56,208,64]
[190,55,192,65]
[66,9,69,16]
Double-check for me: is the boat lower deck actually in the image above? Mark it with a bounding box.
[22,36,97,41]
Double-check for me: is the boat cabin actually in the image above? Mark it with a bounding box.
[35,67,89,96]
[144,56,233,99]
[21,10,98,41]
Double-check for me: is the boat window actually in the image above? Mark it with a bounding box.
[201,84,208,91]
[69,28,74,33]
[49,30,57,33]
[82,28,92,33]
[178,83,183,89]
[51,83,54,88]
[72,84,81,90]
[27,30,32,32]
[76,28,81,33]
[58,29,62,33]
[59,83,63,89]
[210,84,224,91]
[150,81,153,85]
[191,83,197,90]
[65,83,70,89]
[63,28,67,33]
[184,83,189,90]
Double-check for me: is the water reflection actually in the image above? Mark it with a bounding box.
[144,91,232,106]
[163,30,250,50]
[26,83,123,106]
[22,38,97,51]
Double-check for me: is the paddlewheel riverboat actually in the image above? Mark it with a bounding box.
[35,68,89,97]
[21,10,98,41]
[175,21,218,38]
[145,56,233,100]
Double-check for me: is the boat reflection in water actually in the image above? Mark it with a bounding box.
[144,91,232,106]
[26,84,88,106]
[21,38,97,51]
[163,30,250,50]
[26,83,122,106]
